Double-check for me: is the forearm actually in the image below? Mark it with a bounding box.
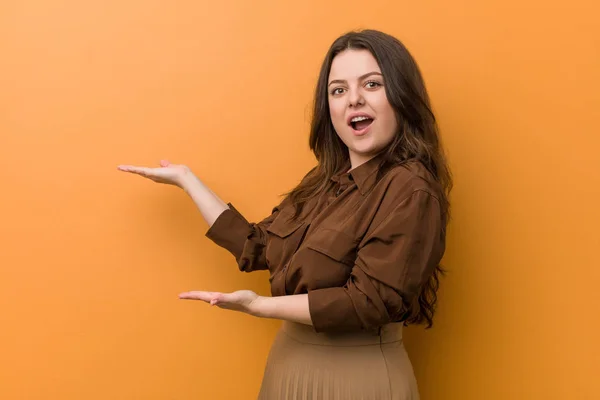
[253,294,313,326]
[180,173,229,227]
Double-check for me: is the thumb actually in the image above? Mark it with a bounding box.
[159,159,171,167]
[213,292,236,304]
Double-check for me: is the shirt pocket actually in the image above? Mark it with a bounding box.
[304,228,358,268]
[266,212,309,271]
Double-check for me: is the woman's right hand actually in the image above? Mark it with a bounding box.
[117,160,192,188]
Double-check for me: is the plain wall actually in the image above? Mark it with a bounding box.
[1,0,598,399]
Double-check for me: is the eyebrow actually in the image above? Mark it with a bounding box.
[328,71,383,87]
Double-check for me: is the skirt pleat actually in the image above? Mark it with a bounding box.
[257,322,419,400]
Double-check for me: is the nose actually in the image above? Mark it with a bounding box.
[347,88,364,108]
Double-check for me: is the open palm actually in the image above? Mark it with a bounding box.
[117,160,190,187]
[179,290,260,315]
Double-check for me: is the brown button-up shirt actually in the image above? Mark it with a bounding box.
[206,154,446,333]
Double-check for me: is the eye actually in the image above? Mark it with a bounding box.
[365,80,382,89]
[330,87,345,96]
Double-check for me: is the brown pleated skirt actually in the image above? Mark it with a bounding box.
[257,321,420,400]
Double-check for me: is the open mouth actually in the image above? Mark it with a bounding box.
[350,116,374,131]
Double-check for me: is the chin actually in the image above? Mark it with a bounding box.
[348,146,383,163]
[349,139,380,156]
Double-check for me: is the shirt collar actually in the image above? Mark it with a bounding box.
[330,152,384,195]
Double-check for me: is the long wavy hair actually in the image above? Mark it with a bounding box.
[284,29,453,328]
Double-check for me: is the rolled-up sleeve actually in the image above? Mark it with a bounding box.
[205,203,279,272]
[307,190,445,332]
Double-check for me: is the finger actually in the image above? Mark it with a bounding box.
[117,165,152,175]
[178,291,218,302]
[117,164,142,172]
[159,160,170,167]
[178,291,210,301]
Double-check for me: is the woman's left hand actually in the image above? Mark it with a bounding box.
[179,290,262,316]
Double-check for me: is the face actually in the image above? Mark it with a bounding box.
[327,49,398,169]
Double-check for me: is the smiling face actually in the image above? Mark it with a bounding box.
[327,49,398,169]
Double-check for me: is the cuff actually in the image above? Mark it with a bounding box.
[205,203,252,260]
[307,287,362,333]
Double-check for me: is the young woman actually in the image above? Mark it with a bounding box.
[119,29,452,400]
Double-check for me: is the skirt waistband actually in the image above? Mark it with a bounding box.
[281,321,403,346]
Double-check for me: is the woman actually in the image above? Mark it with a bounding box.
[119,29,452,399]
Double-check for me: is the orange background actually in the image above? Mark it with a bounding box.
[1,1,598,399]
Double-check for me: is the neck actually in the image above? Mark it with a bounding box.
[348,151,380,172]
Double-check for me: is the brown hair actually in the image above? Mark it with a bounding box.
[285,29,453,328]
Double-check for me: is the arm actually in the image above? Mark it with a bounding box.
[180,170,281,272]
[179,290,314,326]
[253,294,312,326]
[180,172,229,228]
